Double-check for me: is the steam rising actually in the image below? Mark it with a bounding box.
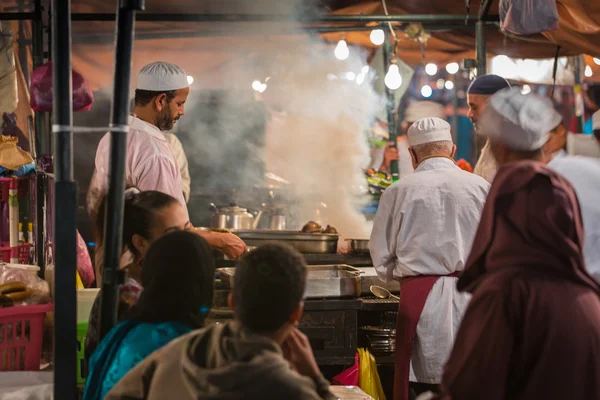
[175,0,383,239]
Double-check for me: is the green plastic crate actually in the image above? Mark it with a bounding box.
[77,322,88,386]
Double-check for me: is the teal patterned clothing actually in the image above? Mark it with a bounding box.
[83,320,192,400]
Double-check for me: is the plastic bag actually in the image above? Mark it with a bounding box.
[499,0,559,36]
[358,348,386,400]
[30,61,94,112]
[0,135,33,170]
[0,263,50,306]
[333,352,360,386]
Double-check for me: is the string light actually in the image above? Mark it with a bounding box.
[384,63,403,90]
[425,63,438,76]
[334,40,350,60]
[421,85,433,98]
[252,80,262,91]
[446,62,459,74]
[187,76,194,85]
[585,65,593,78]
[436,79,445,89]
[594,58,600,66]
[445,80,454,90]
[521,85,531,95]
[370,29,385,46]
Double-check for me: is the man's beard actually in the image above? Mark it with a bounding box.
[156,104,179,131]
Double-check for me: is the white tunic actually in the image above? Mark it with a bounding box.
[369,157,490,383]
[548,155,600,282]
[163,133,191,203]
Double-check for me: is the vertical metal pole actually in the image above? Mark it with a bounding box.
[382,36,399,182]
[51,0,77,398]
[99,0,145,339]
[32,0,46,271]
[475,21,487,75]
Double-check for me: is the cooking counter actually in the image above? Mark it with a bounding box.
[215,252,374,268]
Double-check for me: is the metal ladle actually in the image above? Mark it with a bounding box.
[370,285,400,301]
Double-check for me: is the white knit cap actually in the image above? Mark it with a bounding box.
[593,110,600,130]
[479,87,562,151]
[407,117,453,147]
[136,61,188,91]
[404,101,445,123]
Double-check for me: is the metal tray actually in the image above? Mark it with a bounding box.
[218,264,362,299]
[231,230,339,254]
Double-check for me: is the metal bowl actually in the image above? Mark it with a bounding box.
[346,239,370,254]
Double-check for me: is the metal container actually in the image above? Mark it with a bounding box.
[210,204,256,230]
[232,230,339,254]
[346,239,370,254]
[218,264,361,298]
[256,213,287,230]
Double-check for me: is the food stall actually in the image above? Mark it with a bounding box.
[0,0,600,399]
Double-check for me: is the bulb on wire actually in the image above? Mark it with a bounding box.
[252,80,262,91]
[594,58,600,66]
[334,40,350,60]
[370,29,385,45]
[421,85,433,98]
[585,65,593,78]
[187,76,194,85]
[384,63,403,90]
[425,63,438,76]
[445,80,454,90]
[446,62,459,74]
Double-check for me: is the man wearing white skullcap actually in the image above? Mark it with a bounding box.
[379,101,446,179]
[369,117,489,399]
[88,61,246,260]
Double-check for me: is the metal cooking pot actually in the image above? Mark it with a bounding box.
[210,204,258,230]
[346,239,370,254]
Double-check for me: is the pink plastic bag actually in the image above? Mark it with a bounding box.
[76,230,94,288]
[30,61,94,112]
[332,352,359,386]
[500,0,559,35]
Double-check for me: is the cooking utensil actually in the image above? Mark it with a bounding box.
[346,239,370,254]
[210,204,256,230]
[219,265,361,298]
[370,285,400,301]
[232,230,338,254]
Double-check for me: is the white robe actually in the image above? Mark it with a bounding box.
[369,157,490,383]
[163,133,191,203]
[549,155,600,282]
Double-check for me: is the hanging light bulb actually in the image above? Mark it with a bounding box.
[370,29,385,46]
[585,65,593,78]
[445,80,455,90]
[421,85,433,98]
[384,63,403,90]
[446,62,459,75]
[521,84,531,95]
[252,80,262,91]
[334,40,350,60]
[436,79,445,89]
[187,76,194,85]
[258,83,268,93]
[594,58,600,66]
[425,63,438,76]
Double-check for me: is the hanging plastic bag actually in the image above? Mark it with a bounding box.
[332,352,359,386]
[358,348,386,400]
[499,0,559,36]
[30,61,94,112]
[0,136,34,170]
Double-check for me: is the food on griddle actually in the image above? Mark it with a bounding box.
[301,221,338,234]
[302,221,322,233]
[323,225,338,234]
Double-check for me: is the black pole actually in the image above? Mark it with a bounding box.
[51,0,77,398]
[99,0,145,340]
[382,36,399,182]
[69,12,498,23]
[475,21,487,75]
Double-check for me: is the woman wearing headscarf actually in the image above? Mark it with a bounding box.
[83,230,215,400]
[440,161,600,399]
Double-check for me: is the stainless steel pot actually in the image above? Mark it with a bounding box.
[210,204,257,230]
[346,239,370,254]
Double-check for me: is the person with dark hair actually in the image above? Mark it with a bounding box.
[106,244,335,400]
[85,189,190,365]
[87,61,245,260]
[440,162,600,400]
[83,230,215,399]
[466,74,511,182]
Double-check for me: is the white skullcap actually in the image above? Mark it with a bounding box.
[407,117,453,147]
[593,110,600,130]
[479,87,561,151]
[404,101,445,123]
[136,61,188,91]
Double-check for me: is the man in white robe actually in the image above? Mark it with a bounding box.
[369,117,490,400]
